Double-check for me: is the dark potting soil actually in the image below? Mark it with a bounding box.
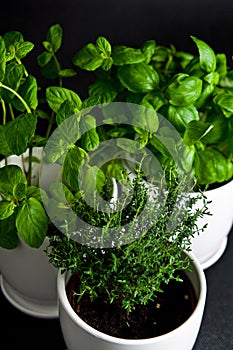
[66,272,197,339]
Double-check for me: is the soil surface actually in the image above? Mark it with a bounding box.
[66,272,197,339]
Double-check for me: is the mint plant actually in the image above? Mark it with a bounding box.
[0,24,81,249]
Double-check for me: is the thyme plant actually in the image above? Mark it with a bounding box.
[46,169,209,313]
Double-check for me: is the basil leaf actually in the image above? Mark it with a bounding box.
[214,94,233,118]
[46,24,62,53]
[73,43,103,71]
[183,120,214,145]
[0,36,6,82]
[16,197,48,248]
[0,165,27,197]
[0,215,18,249]
[118,62,159,93]
[167,104,199,132]
[191,36,216,73]
[12,75,38,111]
[141,40,156,64]
[3,113,37,155]
[0,200,15,220]
[216,53,227,78]
[165,73,202,106]
[46,86,82,113]
[112,45,145,66]
[194,149,229,184]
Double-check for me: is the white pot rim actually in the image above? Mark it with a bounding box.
[57,250,207,345]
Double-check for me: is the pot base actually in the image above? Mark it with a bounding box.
[199,237,228,270]
[0,275,58,318]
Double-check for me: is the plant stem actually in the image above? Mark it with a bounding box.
[52,53,63,87]
[9,103,15,120]
[27,146,33,186]
[0,83,31,114]
[1,98,6,124]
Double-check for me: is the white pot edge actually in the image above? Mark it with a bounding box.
[57,250,207,346]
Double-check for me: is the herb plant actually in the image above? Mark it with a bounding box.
[46,168,209,313]
[73,35,233,187]
[0,24,81,248]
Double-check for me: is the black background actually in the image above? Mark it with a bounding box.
[1,0,233,98]
[1,1,233,349]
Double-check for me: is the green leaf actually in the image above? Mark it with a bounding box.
[88,79,119,103]
[44,115,80,163]
[214,94,233,117]
[165,73,202,106]
[96,36,111,56]
[140,40,156,64]
[0,125,11,156]
[62,146,87,191]
[183,120,214,145]
[58,68,77,78]
[16,197,48,248]
[73,43,103,71]
[0,200,15,220]
[56,100,80,125]
[40,56,59,79]
[15,41,34,59]
[13,183,27,201]
[0,36,6,81]
[80,114,100,151]
[117,62,159,93]
[0,165,27,197]
[216,53,227,78]
[37,51,53,67]
[3,31,23,58]
[46,86,82,113]
[3,114,37,155]
[191,36,216,73]
[112,45,145,66]
[1,62,24,101]
[0,215,18,249]
[194,149,229,184]
[12,75,38,111]
[46,24,63,52]
[167,104,199,132]
[27,186,45,203]
[79,166,106,201]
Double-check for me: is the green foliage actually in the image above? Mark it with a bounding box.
[46,170,209,313]
[72,35,233,186]
[0,165,48,248]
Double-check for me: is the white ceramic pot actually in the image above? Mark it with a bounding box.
[0,237,58,318]
[57,251,206,350]
[191,179,233,269]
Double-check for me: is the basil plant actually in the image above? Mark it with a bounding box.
[73,35,233,187]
